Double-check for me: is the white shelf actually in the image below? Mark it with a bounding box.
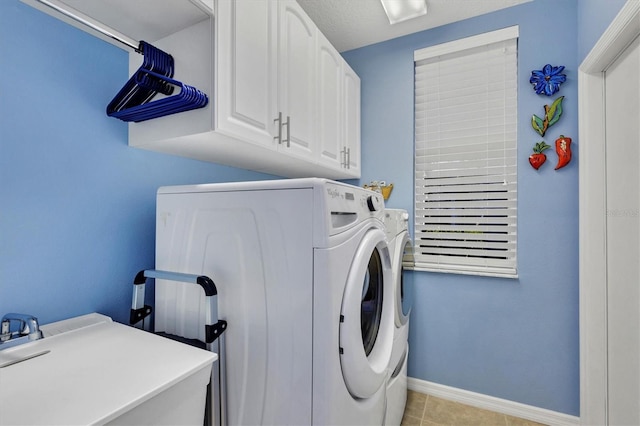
[21,0,361,179]
[21,0,213,50]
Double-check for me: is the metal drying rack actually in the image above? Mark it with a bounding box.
[130,269,227,426]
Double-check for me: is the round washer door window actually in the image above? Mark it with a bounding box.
[340,228,394,399]
[396,235,414,326]
[361,246,383,355]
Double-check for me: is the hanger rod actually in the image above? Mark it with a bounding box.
[36,0,141,53]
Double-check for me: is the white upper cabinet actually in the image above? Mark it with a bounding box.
[316,31,344,171]
[22,0,361,179]
[344,63,361,175]
[316,31,362,175]
[215,0,278,149]
[278,0,317,162]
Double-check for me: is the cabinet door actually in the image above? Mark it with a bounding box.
[344,64,361,176]
[216,0,278,148]
[278,0,316,160]
[316,32,344,170]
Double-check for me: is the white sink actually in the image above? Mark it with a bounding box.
[0,313,216,425]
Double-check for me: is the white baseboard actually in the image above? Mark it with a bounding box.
[408,377,580,426]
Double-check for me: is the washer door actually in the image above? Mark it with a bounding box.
[340,228,394,399]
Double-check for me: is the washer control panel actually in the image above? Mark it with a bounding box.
[366,195,384,212]
[324,182,385,232]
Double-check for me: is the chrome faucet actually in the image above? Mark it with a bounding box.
[0,313,44,350]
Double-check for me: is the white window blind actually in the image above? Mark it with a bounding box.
[413,27,518,278]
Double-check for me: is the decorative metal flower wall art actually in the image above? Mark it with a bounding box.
[531,96,564,137]
[528,65,572,172]
[530,64,567,96]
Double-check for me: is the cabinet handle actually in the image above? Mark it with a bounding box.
[274,112,282,144]
[282,116,290,148]
[340,146,351,169]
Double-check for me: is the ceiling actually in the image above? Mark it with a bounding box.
[296,0,532,52]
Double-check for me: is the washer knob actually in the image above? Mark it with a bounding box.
[367,195,383,212]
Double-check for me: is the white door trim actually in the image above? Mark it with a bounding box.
[408,377,580,426]
[579,2,640,424]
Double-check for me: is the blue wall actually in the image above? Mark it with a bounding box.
[0,0,274,326]
[1,0,629,418]
[343,0,628,417]
[344,0,584,416]
[577,0,627,63]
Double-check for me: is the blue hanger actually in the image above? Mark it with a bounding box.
[108,69,208,122]
[107,41,207,122]
[107,42,173,113]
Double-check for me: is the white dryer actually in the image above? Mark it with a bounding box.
[383,208,414,426]
[153,178,394,425]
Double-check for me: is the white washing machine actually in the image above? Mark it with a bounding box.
[383,209,414,426]
[153,178,394,425]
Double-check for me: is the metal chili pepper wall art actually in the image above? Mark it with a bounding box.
[528,136,573,171]
[554,135,572,170]
[528,65,574,171]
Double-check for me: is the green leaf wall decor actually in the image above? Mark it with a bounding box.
[531,96,564,137]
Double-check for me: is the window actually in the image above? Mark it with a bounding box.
[413,27,518,278]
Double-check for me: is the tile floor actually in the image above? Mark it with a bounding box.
[401,390,547,426]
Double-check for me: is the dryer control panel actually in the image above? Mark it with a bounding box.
[384,209,409,238]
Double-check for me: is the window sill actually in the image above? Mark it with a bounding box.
[408,265,518,280]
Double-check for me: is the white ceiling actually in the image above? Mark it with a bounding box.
[296,0,532,52]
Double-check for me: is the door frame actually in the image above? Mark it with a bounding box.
[579,1,640,424]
